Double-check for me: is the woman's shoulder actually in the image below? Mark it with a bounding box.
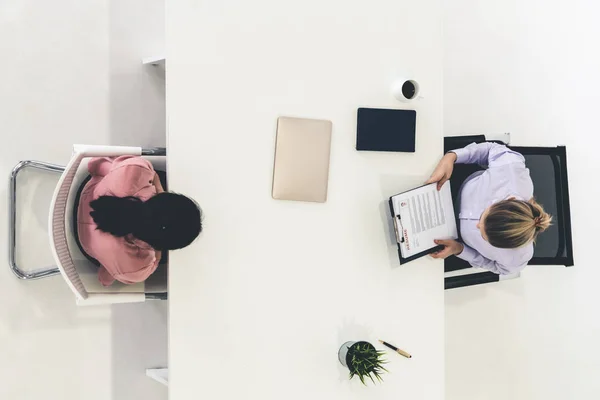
[108,157,155,182]
[112,237,158,284]
[93,156,156,199]
[482,161,534,201]
[109,156,154,172]
[468,228,533,265]
[492,242,534,269]
[91,233,156,276]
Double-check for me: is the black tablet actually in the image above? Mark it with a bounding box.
[356,108,416,152]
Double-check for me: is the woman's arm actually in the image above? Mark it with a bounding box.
[113,255,160,285]
[450,142,525,168]
[87,157,114,177]
[98,266,116,286]
[426,152,457,190]
[153,173,165,194]
[457,244,523,275]
[427,142,526,190]
[431,239,523,275]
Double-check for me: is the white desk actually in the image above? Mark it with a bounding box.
[166,1,444,399]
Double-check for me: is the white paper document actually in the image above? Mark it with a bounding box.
[391,182,458,259]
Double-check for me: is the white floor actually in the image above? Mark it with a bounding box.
[0,1,168,399]
[444,1,600,399]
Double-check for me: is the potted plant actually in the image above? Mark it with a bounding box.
[338,341,388,385]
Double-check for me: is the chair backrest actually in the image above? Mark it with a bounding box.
[510,146,573,267]
[50,151,88,301]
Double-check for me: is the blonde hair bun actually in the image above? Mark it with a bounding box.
[530,200,552,232]
[484,198,552,249]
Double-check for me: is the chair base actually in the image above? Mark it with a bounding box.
[9,160,65,280]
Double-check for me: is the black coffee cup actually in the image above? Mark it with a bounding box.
[392,78,421,102]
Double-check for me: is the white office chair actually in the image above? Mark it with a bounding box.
[9,145,168,305]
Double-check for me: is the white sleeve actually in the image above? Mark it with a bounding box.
[451,142,525,168]
[456,244,523,275]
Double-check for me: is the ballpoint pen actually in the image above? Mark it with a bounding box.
[379,339,412,359]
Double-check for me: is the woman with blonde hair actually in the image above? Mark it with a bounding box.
[426,142,552,274]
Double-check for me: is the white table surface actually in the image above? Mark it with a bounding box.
[166,1,444,399]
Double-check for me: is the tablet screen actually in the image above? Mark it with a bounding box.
[356,108,416,152]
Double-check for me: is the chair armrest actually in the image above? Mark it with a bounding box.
[73,145,143,157]
[76,293,146,306]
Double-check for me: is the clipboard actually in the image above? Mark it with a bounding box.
[388,185,444,265]
[388,198,444,264]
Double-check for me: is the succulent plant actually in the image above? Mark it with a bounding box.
[346,342,388,385]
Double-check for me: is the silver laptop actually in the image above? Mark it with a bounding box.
[272,117,333,203]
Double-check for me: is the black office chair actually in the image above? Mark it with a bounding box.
[443,135,574,290]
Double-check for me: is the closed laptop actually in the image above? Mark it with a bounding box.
[272,117,332,203]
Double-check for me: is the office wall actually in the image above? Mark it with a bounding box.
[0,1,167,399]
[444,1,600,399]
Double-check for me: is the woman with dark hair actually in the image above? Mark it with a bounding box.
[426,142,551,274]
[77,156,202,286]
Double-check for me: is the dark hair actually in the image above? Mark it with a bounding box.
[484,198,552,249]
[90,193,202,250]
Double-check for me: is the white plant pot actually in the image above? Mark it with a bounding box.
[338,341,357,367]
